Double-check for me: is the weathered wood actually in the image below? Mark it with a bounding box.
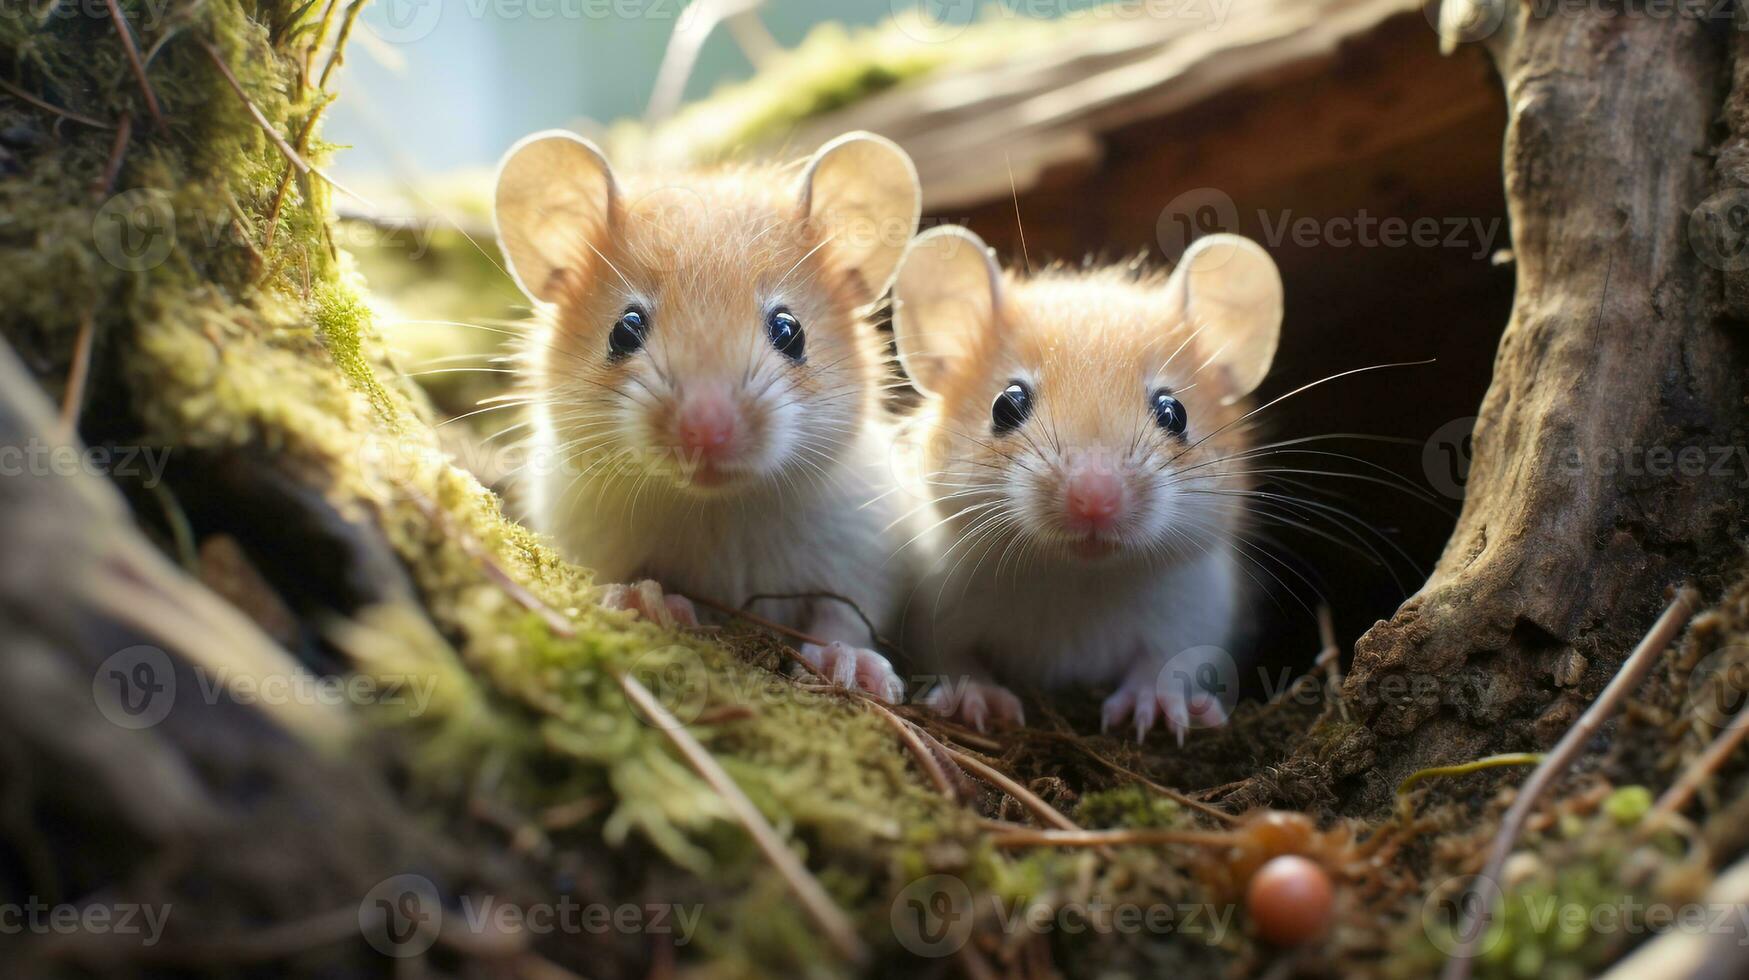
[1337,6,1748,796]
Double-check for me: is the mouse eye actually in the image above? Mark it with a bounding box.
[608,307,647,360]
[766,307,805,362]
[991,381,1033,434]
[1150,388,1188,437]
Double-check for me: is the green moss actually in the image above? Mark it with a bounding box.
[1077,785,1187,829]
[1603,786,1653,828]
[0,5,1259,975]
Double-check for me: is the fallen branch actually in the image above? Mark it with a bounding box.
[944,746,1079,832]
[0,77,114,130]
[1441,587,1699,980]
[103,0,166,128]
[618,671,868,965]
[1641,706,1749,837]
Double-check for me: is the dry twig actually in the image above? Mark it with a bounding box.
[1441,587,1698,980]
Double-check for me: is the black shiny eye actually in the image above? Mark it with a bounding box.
[608,307,647,360]
[1150,388,1187,437]
[991,381,1033,434]
[766,307,805,361]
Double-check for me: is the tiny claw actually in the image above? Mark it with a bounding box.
[663,594,699,628]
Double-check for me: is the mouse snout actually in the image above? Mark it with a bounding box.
[677,385,738,460]
[1063,463,1124,533]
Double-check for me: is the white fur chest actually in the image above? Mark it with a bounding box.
[906,541,1243,688]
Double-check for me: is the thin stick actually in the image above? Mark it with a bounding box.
[404,490,576,638]
[944,746,1079,832]
[59,308,97,435]
[687,592,823,664]
[93,112,133,200]
[880,710,957,800]
[619,672,868,964]
[103,0,166,128]
[1641,708,1749,835]
[1021,725,1238,824]
[689,592,970,798]
[988,826,1233,849]
[1441,587,1697,980]
[197,39,371,207]
[0,78,113,130]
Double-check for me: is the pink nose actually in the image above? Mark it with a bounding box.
[678,389,737,459]
[1065,467,1123,531]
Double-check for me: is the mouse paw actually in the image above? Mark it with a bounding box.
[599,580,699,630]
[1101,673,1229,746]
[799,641,905,704]
[925,679,1025,733]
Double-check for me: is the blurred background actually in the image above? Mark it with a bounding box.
[333,0,1517,684]
[333,0,905,179]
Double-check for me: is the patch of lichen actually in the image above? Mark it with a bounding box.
[1,4,1015,974]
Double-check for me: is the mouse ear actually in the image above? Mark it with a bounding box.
[892,225,1003,397]
[798,131,921,299]
[494,130,618,304]
[1163,234,1283,404]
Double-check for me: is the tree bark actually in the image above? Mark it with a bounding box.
[1334,4,1749,803]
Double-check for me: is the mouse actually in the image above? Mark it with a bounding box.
[888,226,1285,740]
[492,129,922,703]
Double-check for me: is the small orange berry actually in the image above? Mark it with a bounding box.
[1246,854,1334,946]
